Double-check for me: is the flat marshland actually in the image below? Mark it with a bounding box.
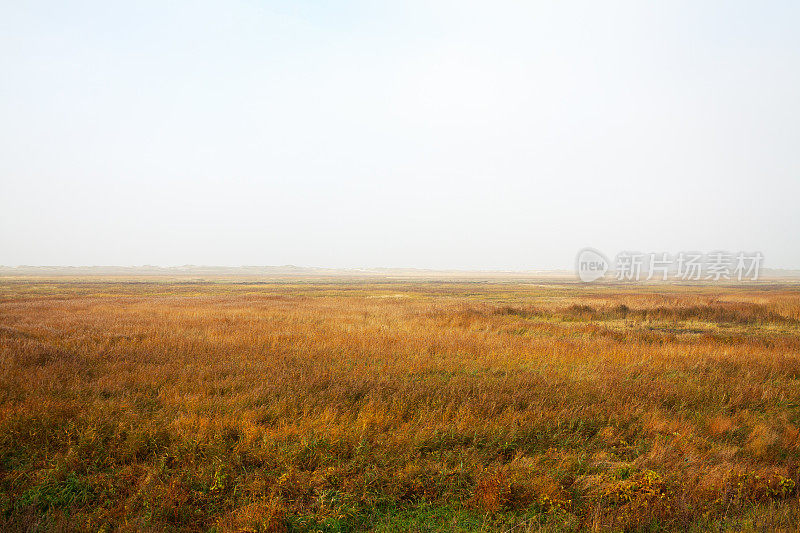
[1,279,800,531]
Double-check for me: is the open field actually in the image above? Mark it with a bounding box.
[1,278,800,531]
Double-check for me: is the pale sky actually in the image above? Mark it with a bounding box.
[1,1,799,270]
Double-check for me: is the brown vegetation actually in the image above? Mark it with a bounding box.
[1,279,799,531]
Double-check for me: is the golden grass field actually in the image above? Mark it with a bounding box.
[1,278,800,531]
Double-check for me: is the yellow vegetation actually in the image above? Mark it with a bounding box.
[1,278,799,531]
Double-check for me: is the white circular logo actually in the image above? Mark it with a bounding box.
[576,248,609,282]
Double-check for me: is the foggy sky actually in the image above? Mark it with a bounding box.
[2,1,799,269]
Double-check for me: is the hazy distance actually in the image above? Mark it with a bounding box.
[2,1,799,270]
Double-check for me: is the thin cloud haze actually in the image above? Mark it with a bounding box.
[1,1,798,269]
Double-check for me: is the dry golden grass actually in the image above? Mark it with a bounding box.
[1,278,800,531]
